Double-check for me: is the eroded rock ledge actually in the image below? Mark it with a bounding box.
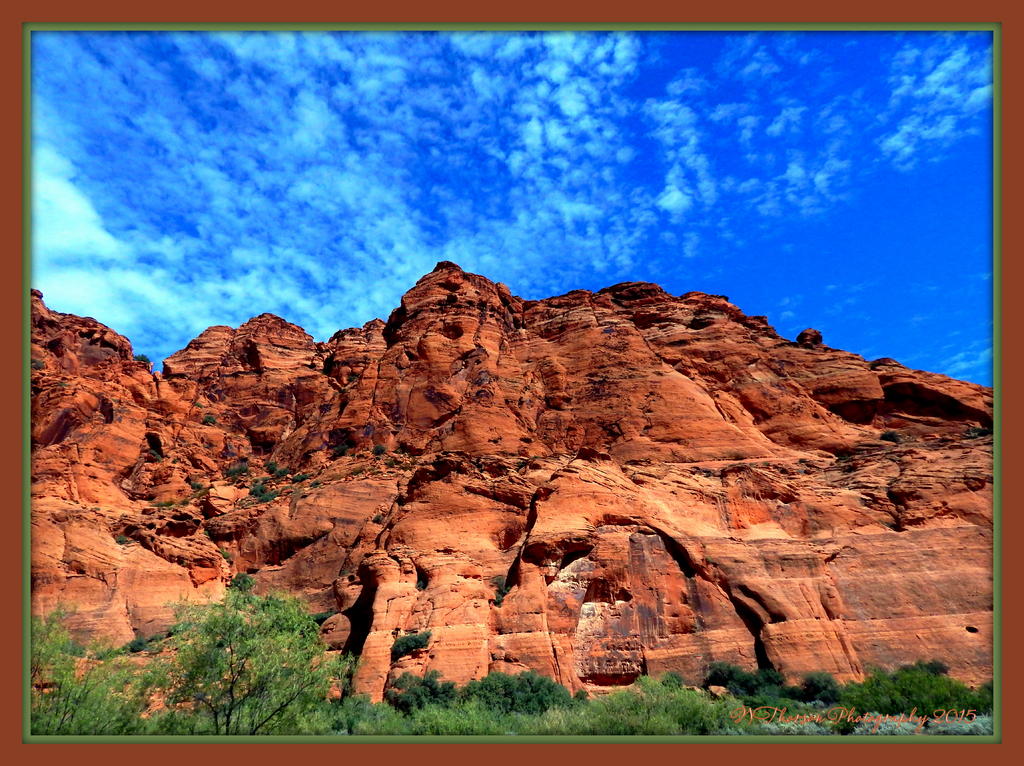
[29,265,993,700]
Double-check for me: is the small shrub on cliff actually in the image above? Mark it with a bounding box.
[133,354,151,364]
[391,630,431,661]
[249,480,279,504]
[201,414,217,425]
[225,461,250,478]
[880,430,902,443]
[31,358,45,370]
[965,425,993,439]
[373,444,387,456]
[219,548,233,562]
[491,575,511,606]
[114,534,131,545]
[291,472,311,483]
[125,636,149,654]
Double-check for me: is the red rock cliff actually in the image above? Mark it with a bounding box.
[29,265,993,699]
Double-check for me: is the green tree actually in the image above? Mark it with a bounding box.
[144,591,353,735]
[30,612,147,735]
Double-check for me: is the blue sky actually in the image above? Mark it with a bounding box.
[31,30,994,384]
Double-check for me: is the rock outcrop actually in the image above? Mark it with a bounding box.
[29,265,994,698]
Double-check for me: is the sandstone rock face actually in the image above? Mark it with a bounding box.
[30,265,994,699]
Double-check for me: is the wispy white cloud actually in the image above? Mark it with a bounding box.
[30,29,992,382]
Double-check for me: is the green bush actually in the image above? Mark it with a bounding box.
[391,631,431,661]
[219,548,233,562]
[114,534,131,545]
[373,444,387,456]
[249,480,280,504]
[125,636,149,654]
[265,461,290,478]
[879,430,902,443]
[384,670,457,714]
[461,670,573,715]
[201,414,217,425]
[839,663,991,717]
[965,425,993,439]
[225,461,250,478]
[30,612,148,735]
[491,575,511,606]
[229,573,255,592]
[291,473,311,483]
[311,611,334,626]
[799,671,841,705]
[133,354,151,364]
[31,358,46,370]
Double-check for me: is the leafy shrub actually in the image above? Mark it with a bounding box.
[189,480,206,491]
[125,636,149,654]
[371,513,384,524]
[219,548,233,562]
[491,575,511,606]
[225,461,250,478]
[31,358,46,370]
[310,480,321,488]
[880,430,902,443]
[965,425,993,439]
[461,671,573,715]
[348,373,359,383]
[384,670,457,714]
[331,445,350,458]
[311,611,334,626]
[133,354,151,364]
[703,662,786,697]
[201,414,217,425]
[391,630,431,661]
[660,672,685,689]
[799,671,841,705]
[291,473,311,483]
[839,662,991,717]
[265,461,290,478]
[373,444,387,456]
[249,480,279,504]
[229,573,255,592]
[114,535,131,546]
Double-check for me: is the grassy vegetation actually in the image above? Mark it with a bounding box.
[30,601,994,737]
[248,479,280,504]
